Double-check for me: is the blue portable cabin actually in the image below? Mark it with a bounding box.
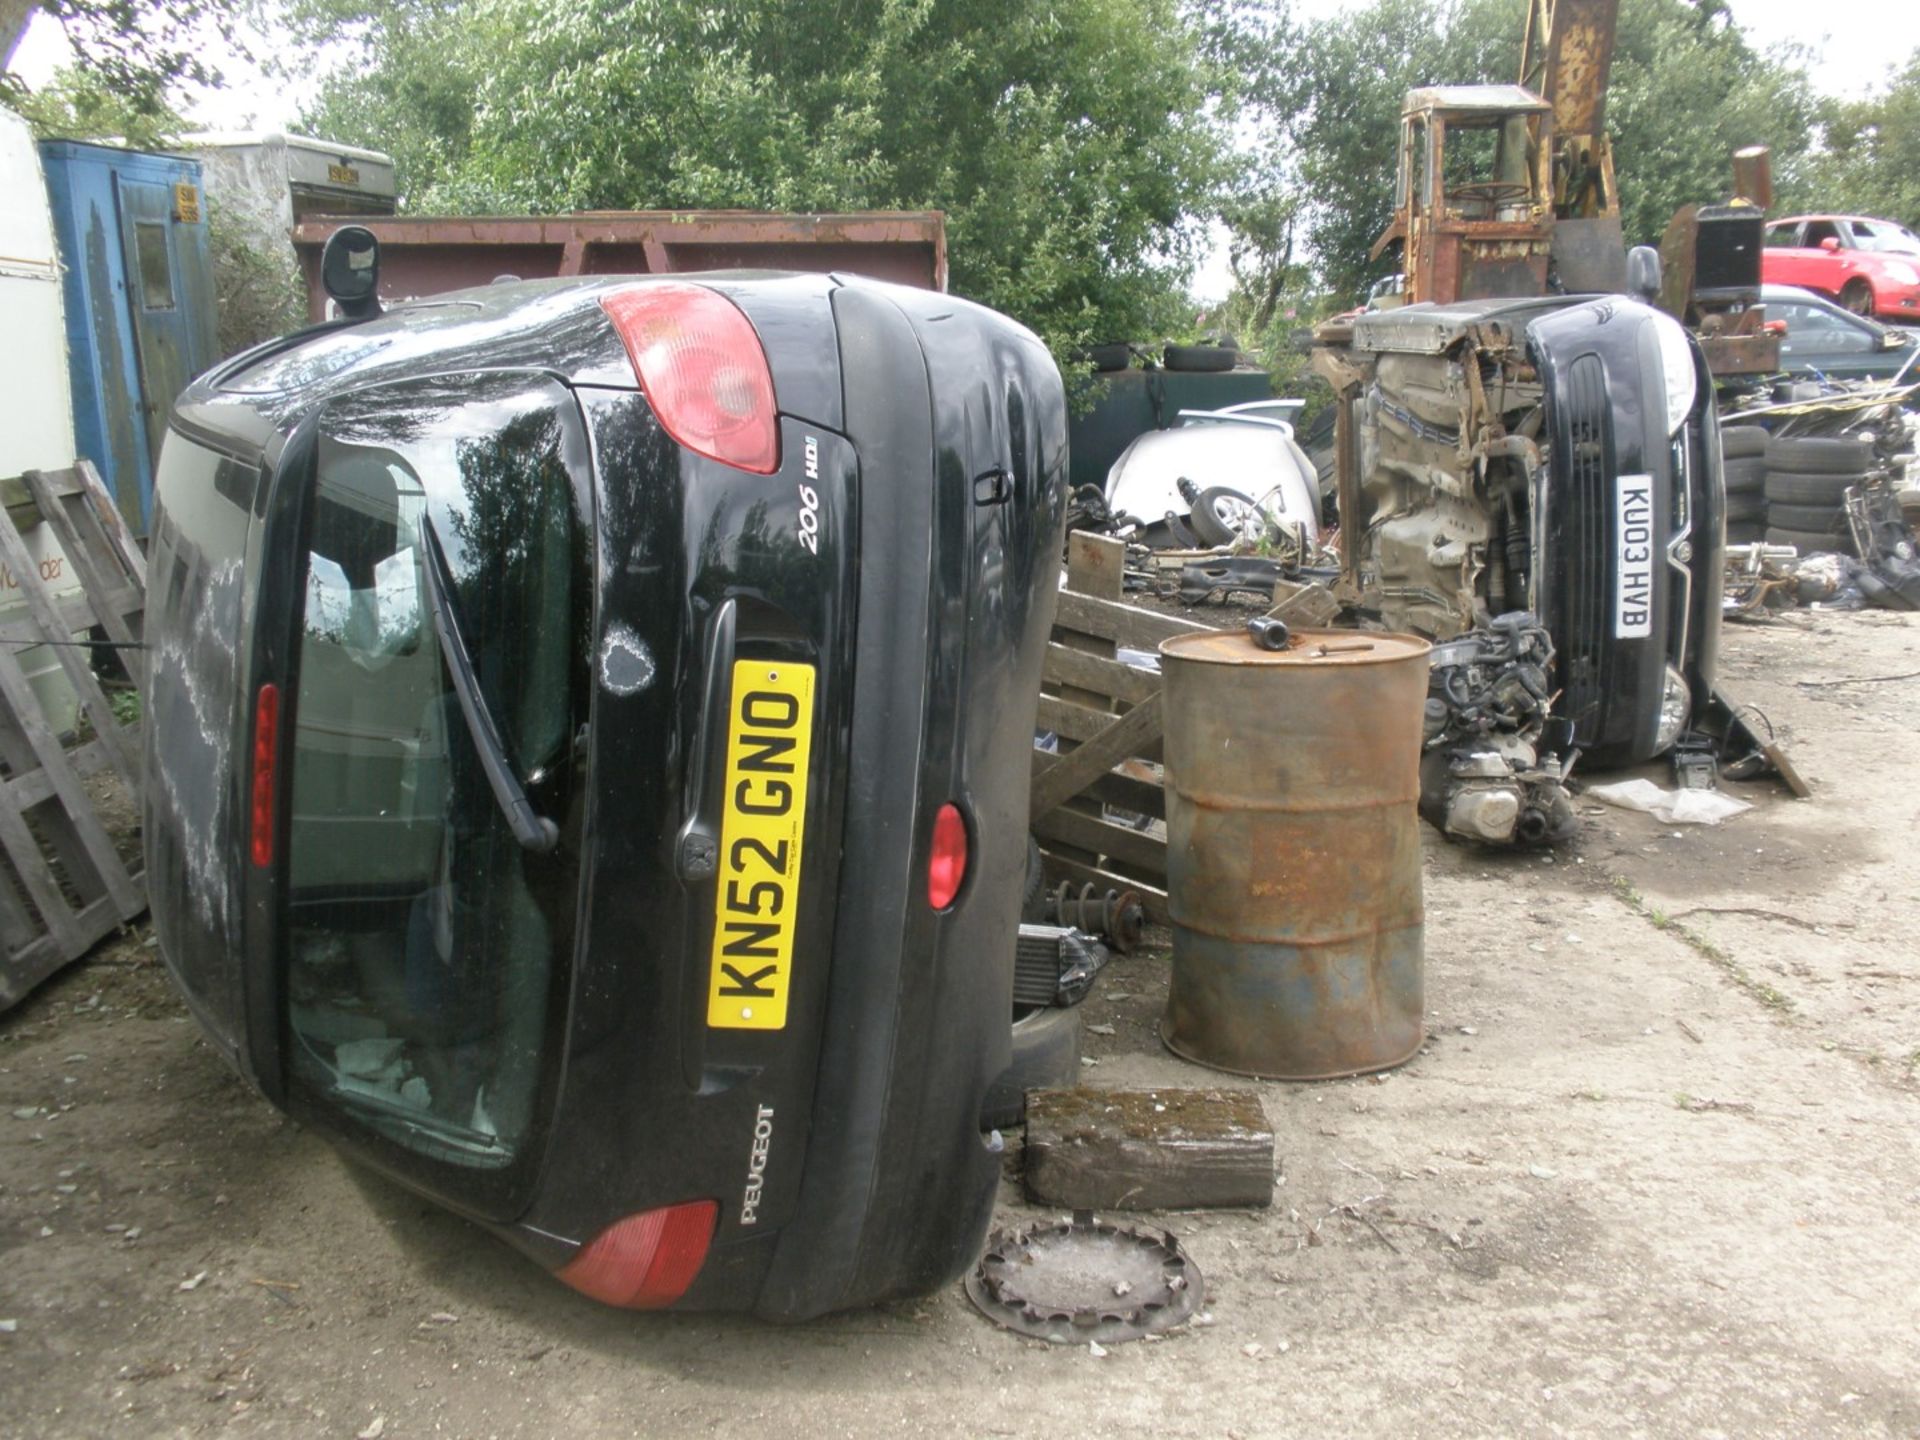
[38,140,219,537]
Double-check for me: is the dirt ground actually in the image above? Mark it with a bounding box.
[3,608,1918,1439]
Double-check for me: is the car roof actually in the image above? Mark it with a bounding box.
[1770,214,1900,228]
[1760,283,1827,303]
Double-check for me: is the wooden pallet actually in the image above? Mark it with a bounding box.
[1030,533,1208,926]
[0,462,148,1011]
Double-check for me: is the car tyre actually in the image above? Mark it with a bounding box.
[1163,343,1236,372]
[1723,455,1766,494]
[1766,526,1853,556]
[1724,492,1767,524]
[1841,279,1875,317]
[980,1005,1084,1130]
[1764,435,1875,475]
[1766,502,1846,534]
[1188,486,1259,547]
[1727,521,1765,545]
[1765,469,1861,505]
[1084,342,1132,373]
[1720,424,1768,462]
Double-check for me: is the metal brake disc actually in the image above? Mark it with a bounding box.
[964,1214,1204,1344]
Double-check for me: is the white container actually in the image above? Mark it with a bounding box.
[0,108,92,736]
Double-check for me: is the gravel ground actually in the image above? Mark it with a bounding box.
[2,608,1917,1439]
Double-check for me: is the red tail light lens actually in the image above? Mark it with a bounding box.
[599,283,780,474]
[556,1200,718,1309]
[249,682,279,868]
[927,802,968,910]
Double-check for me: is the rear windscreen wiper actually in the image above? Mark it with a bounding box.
[417,520,560,853]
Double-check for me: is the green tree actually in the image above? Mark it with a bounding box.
[1789,51,1920,228]
[6,59,185,145]
[300,0,1237,359]
[2,0,245,121]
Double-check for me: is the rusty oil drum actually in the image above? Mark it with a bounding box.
[1158,628,1430,1080]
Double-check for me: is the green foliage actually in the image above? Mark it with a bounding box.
[1789,52,1920,228]
[5,61,185,146]
[298,0,1234,360]
[206,204,306,358]
[2,0,247,123]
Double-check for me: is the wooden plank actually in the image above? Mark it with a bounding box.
[1040,642,1163,705]
[0,590,115,648]
[0,640,142,919]
[1031,806,1167,879]
[1023,1087,1276,1210]
[0,506,140,790]
[5,737,112,809]
[1036,693,1127,746]
[1039,852,1171,928]
[22,468,144,670]
[1053,589,1213,651]
[1029,692,1163,820]
[1032,751,1166,821]
[72,460,147,590]
[0,932,68,1011]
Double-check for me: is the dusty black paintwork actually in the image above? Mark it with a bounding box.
[143,272,1069,1318]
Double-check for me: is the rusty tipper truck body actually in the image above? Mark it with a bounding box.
[142,272,1068,1317]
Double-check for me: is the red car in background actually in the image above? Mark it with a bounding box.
[1761,214,1920,320]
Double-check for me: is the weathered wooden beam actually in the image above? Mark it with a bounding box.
[1023,1087,1276,1211]
[1053,590,1212,651]
[1029,692,1163,820]
[1031,806,1167,879]
[1040,642,1164,705]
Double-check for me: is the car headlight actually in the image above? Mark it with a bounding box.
[1884,261,1920,286]
[1650,314,1698,437]
[1654,664,1692,754]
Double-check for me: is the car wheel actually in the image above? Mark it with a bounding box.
[1724,492,1767,524]
[1841,279,1875,316]
[1188,486,1259,546]
[980,1005,1084,1130]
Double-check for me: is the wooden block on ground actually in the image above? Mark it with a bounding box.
[1024,1086,1275,1211]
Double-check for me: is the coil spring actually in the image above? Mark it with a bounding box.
[1047,882,1145,953]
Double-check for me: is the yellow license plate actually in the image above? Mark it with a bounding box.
[706,660,815,1030]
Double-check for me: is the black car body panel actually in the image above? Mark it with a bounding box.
[1528,298,1723,764]
[143,273,1068,1317]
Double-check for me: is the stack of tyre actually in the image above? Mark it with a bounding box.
[1763,433,1873,556]
[1721,424,1768,545]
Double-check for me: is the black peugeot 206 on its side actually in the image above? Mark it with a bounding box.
[142,256,1068,1319]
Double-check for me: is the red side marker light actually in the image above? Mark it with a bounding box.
[249,683,279,868]
[599,283,780,474]
[927,802,968,911]
[556,1200,718,1309]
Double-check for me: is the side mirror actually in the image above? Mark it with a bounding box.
[1626,245,1662,304]
[1819,236,1841,253]
[321,225,383,321]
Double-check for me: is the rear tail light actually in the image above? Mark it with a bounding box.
[599,283,780,473]
[927,802,968,910]
[249,683,279,868]
[556,1200,718,1309]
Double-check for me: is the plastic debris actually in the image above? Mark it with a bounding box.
[1587,778,1752,825]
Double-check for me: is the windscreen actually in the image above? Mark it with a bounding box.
[285,373,589,1173]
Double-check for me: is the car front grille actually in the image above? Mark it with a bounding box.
[1558,353,1613,744]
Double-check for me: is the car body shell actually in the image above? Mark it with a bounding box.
[1760,283,1918,385]
[141,272,1068,1319]
[1761,215,1920,321]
